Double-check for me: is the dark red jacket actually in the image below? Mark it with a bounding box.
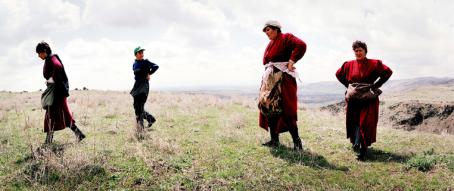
[336,58,393,146]
[42,54,74,132]
[260,33,307,133]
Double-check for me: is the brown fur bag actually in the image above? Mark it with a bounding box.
[346,83,382,102]
[258,70,283,117]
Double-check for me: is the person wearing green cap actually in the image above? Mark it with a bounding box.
[130,46,159,130]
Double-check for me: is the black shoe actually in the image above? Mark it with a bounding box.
[45,132,54,144]
[356,147,367,161]
[78,132,86,142]
[136,117,145,132]
[293,138,303,151]
[352,144,360,152]
[147,119,155,128]
[70,124,86,142]
[146,114,156,127]
[262,140,280,147]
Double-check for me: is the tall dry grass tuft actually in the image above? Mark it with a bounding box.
[0,111,5,123]
[18,143,107,188]
[3,90,454,190]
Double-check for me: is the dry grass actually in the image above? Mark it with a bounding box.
[0,90,453,190]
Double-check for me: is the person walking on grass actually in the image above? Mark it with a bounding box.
[36,41,86,144]
[335,40,393,160]
[258,20,307,151]
[130,46,159,130]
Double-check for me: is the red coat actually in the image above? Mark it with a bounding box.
[336,58,392,146]
[43,55,75,132]
[259,33,307,133]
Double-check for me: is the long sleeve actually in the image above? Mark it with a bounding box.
[336,62,349,88]
[43,58,54,80]
[147,60,159,75]
[373,60,393,88]
[287,33,307,63]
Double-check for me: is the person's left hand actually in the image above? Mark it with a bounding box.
[146,74,151,81]
[287,60,296,72]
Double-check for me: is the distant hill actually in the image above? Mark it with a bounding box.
[382,77,454,92]
[152,77,454,105]
[299,77,454,104]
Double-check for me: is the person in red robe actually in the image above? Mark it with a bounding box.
[36,42,86,144]
[335,40,393,160]
[259,20,307,150]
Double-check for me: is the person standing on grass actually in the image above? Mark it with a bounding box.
[335,40,393,160]
[258,20,307,151]
[130,46,159,130]
[36,41,86,144]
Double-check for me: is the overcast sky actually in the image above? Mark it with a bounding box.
[0,0,452,91]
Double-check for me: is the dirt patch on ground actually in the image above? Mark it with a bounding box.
[320,101,346,115]
[383,102,454,134]
[320,101,454,134]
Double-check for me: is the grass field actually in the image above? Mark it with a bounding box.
[0,90,453,190]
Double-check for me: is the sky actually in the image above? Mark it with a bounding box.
[0,0,453,91]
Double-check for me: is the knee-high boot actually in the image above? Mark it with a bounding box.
[45,131,54,144]
[70,124,86,142]
[289,127,303,151]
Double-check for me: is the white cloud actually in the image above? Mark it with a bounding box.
[0,0,453,91]
[0,0,80,46]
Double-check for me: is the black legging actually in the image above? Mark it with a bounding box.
[133,93,153,121]
[268,116,300,142]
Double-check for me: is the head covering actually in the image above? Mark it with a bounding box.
[262,20,282,32]
[134,46,145,55]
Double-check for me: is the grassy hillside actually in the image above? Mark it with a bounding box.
[0,90,453,190]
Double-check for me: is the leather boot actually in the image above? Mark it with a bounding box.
[262,129,280,147]
[136,116,144,132]
[145,113,156,127]
[70,124,86,142]
[293,137,303,151]
[45,131,54,144]
[357,146,367,161]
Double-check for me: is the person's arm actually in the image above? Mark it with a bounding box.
[147,60,159,75]
[287,33,307,71]
[336,62,349,88]
[373,60,393,88]
[43,59,54,80]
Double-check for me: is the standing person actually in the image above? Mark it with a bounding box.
[335,40,393,160]
[36,41,86,144]
[130,46,159,130]
[258,20,307,150]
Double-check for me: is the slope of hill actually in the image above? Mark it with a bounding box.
[321,84,454,135]
[0,90,453,190]
[299,77,454,105]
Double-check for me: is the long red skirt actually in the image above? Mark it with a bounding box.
[44,96,75,132]
[259,73,298,133]
[346,98,379,146]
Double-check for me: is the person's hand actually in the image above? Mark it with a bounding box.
[287,60,296,72]
[371,83,380,89]
[146,74,151,81]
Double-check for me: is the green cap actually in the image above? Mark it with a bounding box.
[134,46,145,55]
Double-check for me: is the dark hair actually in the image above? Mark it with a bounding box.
[263,25,281,33]
[36,41,52,55]
[352,40,367,53]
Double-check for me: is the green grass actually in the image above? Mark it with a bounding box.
[0,90,453,190]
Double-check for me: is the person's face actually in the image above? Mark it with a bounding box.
[38,52,47,60]
[354,47,366,60]
[135,51,144,60]
[264,27,278,40]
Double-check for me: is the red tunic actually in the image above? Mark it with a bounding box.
[43,55,75,132]
[259,33,307,133]
[335,58,392,146]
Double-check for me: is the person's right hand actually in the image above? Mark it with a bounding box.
[147,74,151,81]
